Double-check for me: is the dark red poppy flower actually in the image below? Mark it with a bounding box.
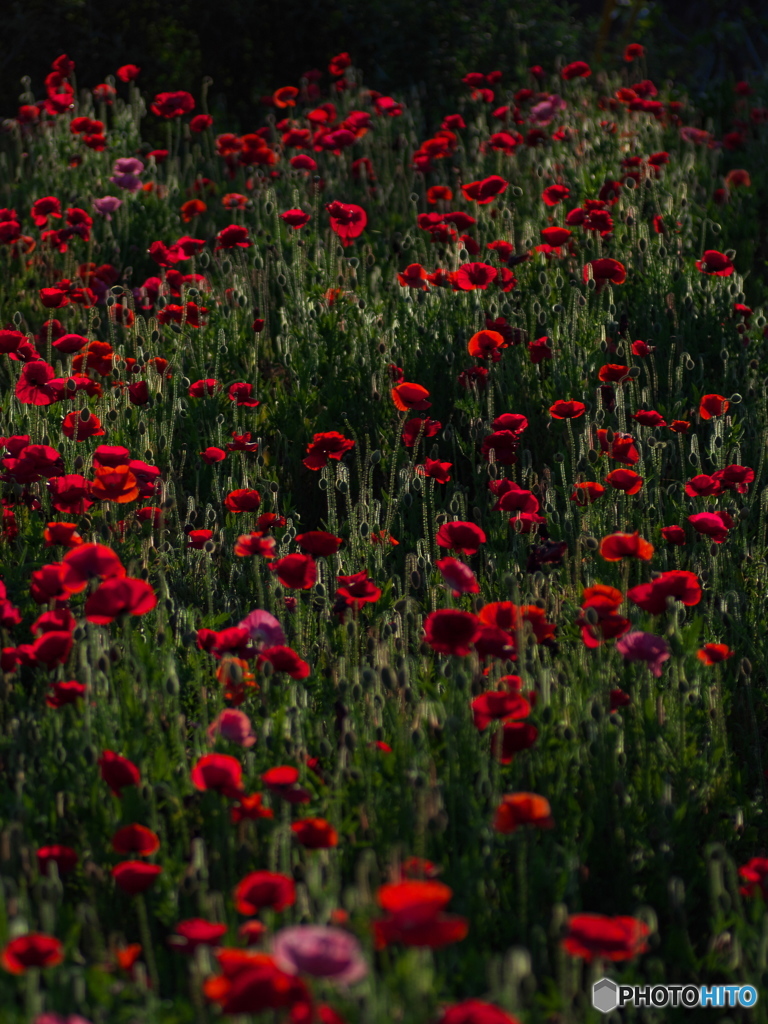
[490,481,538,514]
[527,336,552,363]
[583,258,626,290]
[112,824,161,856]
[269,554,317,590]
[684,473,724,498]
[437,1001,520,1024]
[335,572,382,611]
[549,400,585,419]
[169,918,228,954]
[424,609,480,656]
[417,458,452,484]
[398,263,431,290]
[688,510,734,543]
[461,176,507,205]
[624,43,644,61]
[216,224,250,250]
[151,91,195,118]
[224,489,262,513]
[203,953,309,1015]
[606,468,643,495]
[436,520,486,555]
[562,914,650,962]
[37,845,78,876]
[191,754,243,798]
[471,691,530,731]
[699,394,729,419]
[112,860,162,895]
[627,570,701,614]
[494,793,553,833]
[391,382,432,411]
[540,226,571,247]
[295,531,343,556]
[291,818,338,848]
[542,185,570,207]
[234,871,295,914]
[60,410,105,441]
[480,430,519,465]
[374,881,468,949]
[436,557,479,595]
[99,750,140,795]
[46,680,86,708]
[599,531,654,561]
[262,766,311,804]
[280,209,311,229]
[259,645,311,679]
[326,202,367,246]
[660,525,686,546]
[695,250,734,276]
[561,61,591,80]
[84,577,157,623]
[571,482,605,506]
[1,933,64,974]
[303,431,355,470]
[596,429,639,465]
[59,543,125,594]
[697,643,732,665]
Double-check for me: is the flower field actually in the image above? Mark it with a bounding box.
[1,46,768,1023]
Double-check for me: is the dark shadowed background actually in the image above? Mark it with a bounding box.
[2,0,767,129]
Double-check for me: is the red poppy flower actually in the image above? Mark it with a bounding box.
[527,336,552,363]
[583,258,626,290]
[391,382,432,411]
[436,520,486,555]
[303,431,355,470]
[84,577,157,623]
[540,226,571,247]
[494,793,554,833]
[15,361,59,406]
[277,208,311,232]
[188,529,213,550]
[739,858,768,898]
[417,458,452,484]
[216,225,250,250]
[269,554,317,589]
[291,818,338,848]
[335,571,381,610]
[685,473,724,498]
[562,914,650,962]
[561,61,591,79]
[227,382,260,408]
[697,643,732,665]
[467,330,505,360]
[99,750,141,795]
[542,184,570,206]
[191,754,243,798]
[46,680,86,708]
[549,400,585,419]
[91,464,139,503]
[669,420,690,434]
[437,1002,521,1024]
[599,531,654,561]
[296,530,343,556]
[606,468,643,495]
[112,824,161,856]
[59,543,125,594]
[624,43,645,61]
[633,409,666,427]
[489,481,538,514]
[234,871,296,914]
[374,881,468,949]
[234,533,276,558]
[454,262,498,291]
[424,609,480,656]
[596,429,640,465]
[259,645,311,680]
[699,394,729,419]
[397,263,430,289]
[461,176,508,205]
[695,250,734,276]
[1,934,64,974]
[436,557,479,596]
[224,489,262,513]
[37,845,78,876]
[326,201,367,246]
[169,919,228,954]
[151,91,195,118]
[262,766,311,804]
[688,510,734,543]
[571,481,605,505]
[230,793,275,824]
[112,860,163,895]
[471,690,530,731]
[627,570,701,614]
[661,525,686,545]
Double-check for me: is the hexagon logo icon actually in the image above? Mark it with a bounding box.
[592,977,619,1014]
